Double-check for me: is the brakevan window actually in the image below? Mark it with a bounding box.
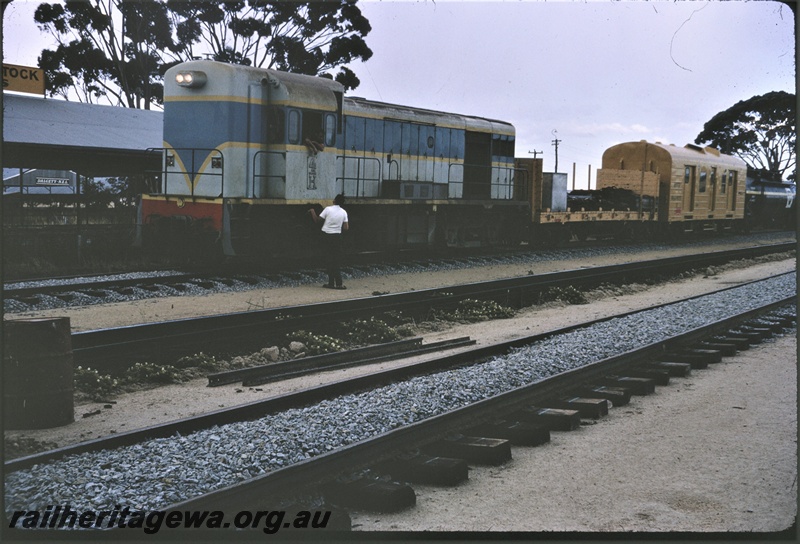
[698,170,707,193]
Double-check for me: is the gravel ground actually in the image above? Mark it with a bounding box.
[2,242,796,535]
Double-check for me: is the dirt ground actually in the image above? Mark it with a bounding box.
[2,239,797,533]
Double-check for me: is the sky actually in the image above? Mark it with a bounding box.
[3,0,796,188]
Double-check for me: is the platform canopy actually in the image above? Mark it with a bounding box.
[2,93,163,176]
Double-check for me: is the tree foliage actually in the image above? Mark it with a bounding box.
[165,1,372,89]
[34,1,173,108]
[694,91,796,182]
[32,0,372,107]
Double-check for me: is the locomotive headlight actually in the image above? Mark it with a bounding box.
[175,70,207,88]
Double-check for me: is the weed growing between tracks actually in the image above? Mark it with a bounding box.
[71,305,517,401]
[433,299,516,322]
[72,251,796,401]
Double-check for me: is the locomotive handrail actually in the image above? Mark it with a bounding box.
[251,150,287,198]
[336,155,382,198]
[386,158,400,181]
[447,162,521,201]
[512,167,531,202]
[143,148,165,194]
[144,147,224,199]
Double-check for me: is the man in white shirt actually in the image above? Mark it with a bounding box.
[308,194,349,289]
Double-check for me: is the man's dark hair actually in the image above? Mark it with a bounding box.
[334,194,346,206]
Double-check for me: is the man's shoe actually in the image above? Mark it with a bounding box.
[334,285,347,290]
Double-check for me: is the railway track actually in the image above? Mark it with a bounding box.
[3,247,543,305]
[3,235,795,312]
[4,273,796,534]
[54,242,796,374]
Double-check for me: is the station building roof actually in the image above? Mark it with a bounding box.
[2,93,163,176]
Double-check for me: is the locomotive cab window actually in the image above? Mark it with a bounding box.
[288,110,301,144]
[492,134,514,158]
[324,114,336,147]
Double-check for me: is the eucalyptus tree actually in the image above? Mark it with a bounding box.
[31,0,372,108]
[695,91,796,182]
[34,0,175,108]
[165,0,372,90]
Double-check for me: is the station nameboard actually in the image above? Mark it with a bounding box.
[3,63,45,95]
[36,177,71,186]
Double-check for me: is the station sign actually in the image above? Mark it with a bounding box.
[3,63,45,95]
[36,177,72,186]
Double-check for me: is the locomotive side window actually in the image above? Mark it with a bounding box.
[698,170,707,193]
[324,114,336,146]
[288,110,301,144]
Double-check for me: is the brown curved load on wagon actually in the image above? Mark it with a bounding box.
[599,140,747,232]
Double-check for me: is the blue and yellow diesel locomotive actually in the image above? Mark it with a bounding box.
[139,60,527,259]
